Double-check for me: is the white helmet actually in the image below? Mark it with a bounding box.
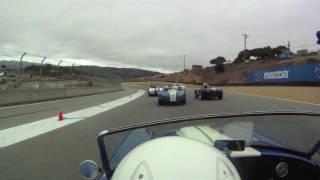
[112,136,241,180]
[203,82,209,88]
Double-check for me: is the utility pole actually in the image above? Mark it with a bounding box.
[39,57,46,79]
[242,34,249,62]
[183,54,186,71]
[19,52,27,73]
[57,60,62,80]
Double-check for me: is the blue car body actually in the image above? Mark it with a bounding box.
[158,89,186,105]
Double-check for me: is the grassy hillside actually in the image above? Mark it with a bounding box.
[0,60,161,80]
[136,55,320,85]
[77,66,161,80]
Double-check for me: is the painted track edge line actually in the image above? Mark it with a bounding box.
[0,90,145,148]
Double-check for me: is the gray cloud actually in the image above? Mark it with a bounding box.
[0,0,319,72]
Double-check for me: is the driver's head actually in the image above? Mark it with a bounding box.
[111,136,241,180]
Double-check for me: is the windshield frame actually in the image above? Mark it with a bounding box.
[97,111,320,177]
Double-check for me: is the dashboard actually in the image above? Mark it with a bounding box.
[230,146,320,180]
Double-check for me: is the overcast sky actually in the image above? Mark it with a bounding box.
[0,0,319,72]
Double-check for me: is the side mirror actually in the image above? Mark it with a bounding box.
[80,160,99,180]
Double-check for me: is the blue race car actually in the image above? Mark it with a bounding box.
[158,86,186,105]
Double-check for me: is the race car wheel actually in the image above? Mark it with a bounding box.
[199,94,204,100]
[218,94,223,100]
[181,99,186,105]
[158,100,163,106]
[194,90,199,98]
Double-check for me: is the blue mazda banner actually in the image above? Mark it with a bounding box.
[247,63,320,83]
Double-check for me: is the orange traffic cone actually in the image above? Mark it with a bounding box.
[58,112,64,121]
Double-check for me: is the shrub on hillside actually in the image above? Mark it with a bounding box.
[215,63,225,73]
[306,57,320,63]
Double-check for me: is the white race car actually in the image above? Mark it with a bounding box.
[172,83,186,90]
[147,85,163,96]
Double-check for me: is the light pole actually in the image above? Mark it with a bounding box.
[39,57,46,79]
[183,54,186,71]
[242,34,249,62]
[19,52,27,74]
[57,60,62,80]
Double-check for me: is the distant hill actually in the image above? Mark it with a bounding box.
[0,60,39,69]
[77,66,161,80]
[0,60,161,80]
[138,55,320,85]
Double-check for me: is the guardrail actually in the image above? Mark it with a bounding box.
[0,85,123,107]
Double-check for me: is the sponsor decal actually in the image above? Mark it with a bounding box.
[275,162,289,178]
[249,63,320,83]
[264,70,289,80]
[315,64,320,79]
[169,90,177,102]
[254,71,264,81]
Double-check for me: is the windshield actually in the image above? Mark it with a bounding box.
[102,114,320,172]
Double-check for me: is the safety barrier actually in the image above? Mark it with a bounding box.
[0,85,122,107]
[247,63,320,83]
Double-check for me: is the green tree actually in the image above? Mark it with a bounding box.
[233,50,251,64]
[210,56,226,73]
[210,56,226,65]
[250,46,273,59]
[233,45,288,64]
[272,46,288,57]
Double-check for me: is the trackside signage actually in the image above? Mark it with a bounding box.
[247,63,320,83]
[264,71,289,80]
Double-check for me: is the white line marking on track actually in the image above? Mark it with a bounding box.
[226,92,320,106]
[0,90,144,148]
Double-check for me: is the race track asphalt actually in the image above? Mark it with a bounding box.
[0,83,319,179]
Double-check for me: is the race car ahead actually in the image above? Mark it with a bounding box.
[172,83,186,90]
[157,85,186,105]
[80,111,320,180]
[147,84,163,96]
[195,83,223,100]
